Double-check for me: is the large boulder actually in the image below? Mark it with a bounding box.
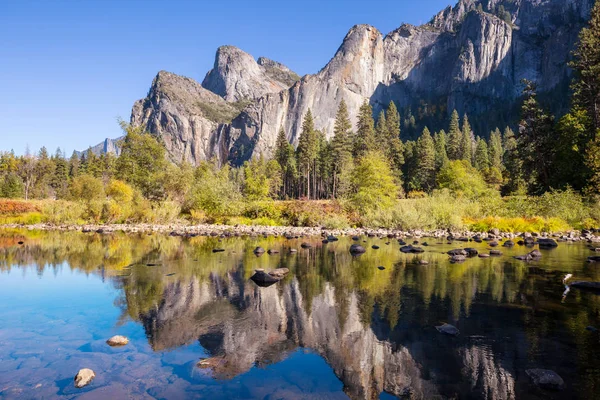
[538,238,558,248]
[349,244,367,255]
[447,249,467,256]
[250,270,280,287]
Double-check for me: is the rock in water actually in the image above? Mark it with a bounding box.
[570,281,600,291]
[435,323,459,336]
[268,268,289,279]
[253,247,265,255]
[349,244,366,255]
[538,238,559,248]
[447,249,467,256]
[74,368,95,388]
[106,335,129,346]
[464,248,478,257]
[450,255,466,263]
[525,369,565,391]
[250,270,280,287]
[300,242,312,249]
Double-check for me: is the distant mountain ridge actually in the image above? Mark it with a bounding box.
[82,0,594,165]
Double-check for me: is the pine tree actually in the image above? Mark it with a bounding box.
[375,110,388,149]
[414,127,436,192]
[274,127,289,169]
[274,127,292,198]
[502,127,525,194]
[517,80,555,194]
[434,130,450,171]
[488,128,503,170]
[68,151,80,179]
[385,101,404,177]
[447,110,463,160]
[569,2,600,192]
[402,140,417,192]
[51,148,69,198]
[461,114,474,163]
[297,109,318,199]
[474,137,490,172]
[353,100,376,159]
[331,100,354,198]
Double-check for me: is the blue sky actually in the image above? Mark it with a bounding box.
[0,0,453,156]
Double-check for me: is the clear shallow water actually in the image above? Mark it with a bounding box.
[0,230,599,400]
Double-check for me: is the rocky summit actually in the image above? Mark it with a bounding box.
[89,0,594,165]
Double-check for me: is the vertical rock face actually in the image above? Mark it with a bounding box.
[201,45,300,102]
[122,0,594,165]
[130,71,237,164]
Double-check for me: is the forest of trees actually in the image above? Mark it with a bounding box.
[1,3,599,230]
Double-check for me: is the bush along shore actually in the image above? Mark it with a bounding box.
[2,222,600,243]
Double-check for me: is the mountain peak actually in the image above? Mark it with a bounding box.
[202,46,299,101]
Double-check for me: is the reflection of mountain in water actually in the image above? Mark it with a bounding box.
[138,272,520,400]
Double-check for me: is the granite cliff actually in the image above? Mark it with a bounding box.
[118,0,594,165]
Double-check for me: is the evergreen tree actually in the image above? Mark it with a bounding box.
[375,110,388,149]
[488,128,503,170]
[274,127,292,198]
[385,101,404,177]
[353,100,376,158]
[296,109,318,199]
[274,127,289,169]
[69,151,80,179]
[115,121,168,200]
[331,100,354,198]
[461,114,474,163]
[434,130,450,171]
[502,127,525,194]
[402,140,417,193]
[517,80,555,194]
[474,137,490,172]
[414,127,436,192]
[569,2,600,192]
[570,0,600,132]
[51,148,69,198]
[447,110,463,160]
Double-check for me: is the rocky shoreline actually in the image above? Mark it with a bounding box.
[1,222,599,243]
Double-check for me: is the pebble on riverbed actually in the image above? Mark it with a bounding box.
[106,335,129,346]
[74,368,95,388]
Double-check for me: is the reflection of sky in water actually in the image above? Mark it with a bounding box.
[0,230,599,399]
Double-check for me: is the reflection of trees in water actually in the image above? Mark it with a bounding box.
[1,230,599,398]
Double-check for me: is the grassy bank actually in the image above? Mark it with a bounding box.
[1,189,598,233]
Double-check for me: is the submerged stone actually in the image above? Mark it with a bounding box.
[435,323,459,336]
[106,335,129,346]
[74,368,95,388]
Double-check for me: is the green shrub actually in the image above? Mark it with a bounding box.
[42,200,85,224]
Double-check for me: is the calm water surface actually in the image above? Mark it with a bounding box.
[0,230,599,399]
